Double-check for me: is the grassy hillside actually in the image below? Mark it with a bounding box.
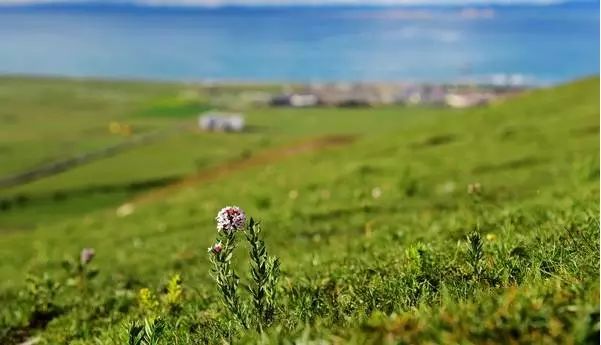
[0,77,598,344]
[0,76,439,229]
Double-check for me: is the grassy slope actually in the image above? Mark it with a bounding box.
[0,76,439,229]
[0,77,598,344]
[0,77,180,174]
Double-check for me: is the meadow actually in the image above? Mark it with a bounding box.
[0,76,599,344]
[0,76,435,229]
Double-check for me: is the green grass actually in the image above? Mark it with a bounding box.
[0,76,441,229]
[0,77,598,344]
[0,77,178,174]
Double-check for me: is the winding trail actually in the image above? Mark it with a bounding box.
[132,134,357,205]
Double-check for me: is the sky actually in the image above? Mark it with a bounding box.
[0,0,579,7]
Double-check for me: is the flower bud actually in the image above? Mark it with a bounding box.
[80,248,95,265]
[208,242,223,254]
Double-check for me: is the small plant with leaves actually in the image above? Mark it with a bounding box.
[209,206,249,329]
[208,206,281,331]
[127,317,166,345]
[138,288,160,317]
[24,273,62,320]
[162,273,183,314]
[466,232,485,281]
[245,218,280,331]
[61,248,99,292]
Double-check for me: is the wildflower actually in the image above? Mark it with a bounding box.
[288,190,298,200]
[216,206,246,234]
[164,273,183,308]
[138,287,159,314]
[467,182,482,194]
[80,248,95,265]
[116,203,135,217]
[486,233,497,241]
[208,242,223,254]
[108,121,121,134]
[371,187,382,199]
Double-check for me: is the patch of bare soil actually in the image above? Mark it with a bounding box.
[132,134,357,205]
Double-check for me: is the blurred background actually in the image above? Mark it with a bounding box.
[0,0,599,230]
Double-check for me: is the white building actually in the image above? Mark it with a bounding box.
[289,94,319,107]
[199,112,245,132]
[445,93,492,108]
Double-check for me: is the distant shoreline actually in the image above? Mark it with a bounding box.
[3,72,595,88]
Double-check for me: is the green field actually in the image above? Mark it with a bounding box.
[0,76,599,344]
[0,76,439,229]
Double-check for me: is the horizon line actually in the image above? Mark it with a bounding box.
[2,0,594,10]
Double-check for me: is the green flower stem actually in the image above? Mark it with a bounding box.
[210,232,248,329]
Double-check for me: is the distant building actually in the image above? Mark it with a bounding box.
[310,84,372,107]
[270,93,320,107]
[445,93,492,108]
[423,85,447,105]
[199,112,245,132]
[290,94,319,107]
[265,82,520,109]
[403,86,424,105]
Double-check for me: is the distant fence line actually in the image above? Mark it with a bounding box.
[0,125,186,190]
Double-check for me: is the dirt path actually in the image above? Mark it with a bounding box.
[132,134,357,205]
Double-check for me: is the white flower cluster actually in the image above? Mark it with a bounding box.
[216,206,247,234]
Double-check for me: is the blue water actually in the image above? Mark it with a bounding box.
[0,3,598,83]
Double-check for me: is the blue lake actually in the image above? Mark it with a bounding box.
[0,3,598,84]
